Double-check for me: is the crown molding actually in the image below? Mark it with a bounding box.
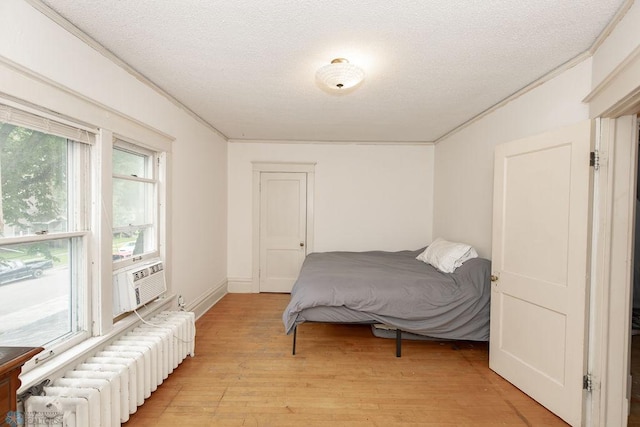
[229,138,434,146]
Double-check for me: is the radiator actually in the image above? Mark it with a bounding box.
[23,311,195,427]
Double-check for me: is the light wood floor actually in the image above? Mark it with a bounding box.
[123,293,566,426]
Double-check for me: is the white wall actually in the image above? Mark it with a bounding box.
[0,0,227,310]
[433,59,592,258]
[228,142,434,282]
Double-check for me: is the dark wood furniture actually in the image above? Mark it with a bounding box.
[0,347,43,426]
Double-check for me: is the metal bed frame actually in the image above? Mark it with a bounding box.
[291,324,404,357]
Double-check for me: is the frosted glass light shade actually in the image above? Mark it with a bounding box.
[316,58,365,90]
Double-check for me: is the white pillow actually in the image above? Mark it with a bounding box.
[416,238,478,273]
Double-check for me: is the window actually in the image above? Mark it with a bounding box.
[0,97,169,375]
[112,141,159,265]
[0,105,91,348]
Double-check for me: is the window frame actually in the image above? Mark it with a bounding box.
[0,104,94,364]
[0,86,172,379]
[111,138,162,269]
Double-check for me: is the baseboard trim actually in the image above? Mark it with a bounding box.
[187,278,228,320]
[227,277,254,293]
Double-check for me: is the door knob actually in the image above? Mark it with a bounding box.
[490,274,499,282]
[300,242,305,247]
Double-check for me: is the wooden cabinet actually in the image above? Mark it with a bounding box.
[0,347,42,426]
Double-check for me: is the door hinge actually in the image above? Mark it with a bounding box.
[583,374,593,392]
[590,150,600,170]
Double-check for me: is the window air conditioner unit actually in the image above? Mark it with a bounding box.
[113,259,167,316]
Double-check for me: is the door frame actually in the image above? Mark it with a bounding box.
[588,115,638,426]
[585,48,640,425]
[251,162,315,293]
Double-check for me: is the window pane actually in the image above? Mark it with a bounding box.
[0,239,76,347]
[0,122,68,236]
[113,147,149,178]
[113,178,154,228]
[112,226,154,260]
[112,143,158,265]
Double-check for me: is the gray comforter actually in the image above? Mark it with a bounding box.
[282,249,491,341]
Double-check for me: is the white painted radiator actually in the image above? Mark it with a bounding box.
[24,311,195,427]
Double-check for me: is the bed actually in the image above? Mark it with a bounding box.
[282,247,491,356]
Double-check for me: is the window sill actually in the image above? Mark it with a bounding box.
[18,294,176,394]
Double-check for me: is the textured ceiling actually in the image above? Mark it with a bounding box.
[39,0,627,143]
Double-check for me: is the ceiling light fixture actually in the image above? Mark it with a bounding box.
[316,58,365,90]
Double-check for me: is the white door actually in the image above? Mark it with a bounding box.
[490,121,592,426]
[259,172,307,293]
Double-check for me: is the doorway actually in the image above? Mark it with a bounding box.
[251,162,315,293]
[258,172,307,293]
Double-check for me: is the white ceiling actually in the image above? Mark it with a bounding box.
[39,0,628,143]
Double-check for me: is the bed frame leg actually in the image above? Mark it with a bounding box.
[396,329,402,357]
[292,326,297,355]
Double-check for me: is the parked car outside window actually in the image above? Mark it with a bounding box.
[0,259,54,285]
[118,241,137,258]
